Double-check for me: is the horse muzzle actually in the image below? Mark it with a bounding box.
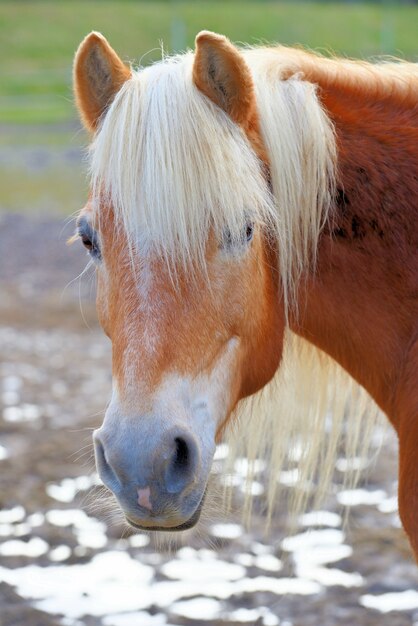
[93,412,215,531]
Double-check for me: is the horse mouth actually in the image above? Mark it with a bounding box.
[126,494,205,532]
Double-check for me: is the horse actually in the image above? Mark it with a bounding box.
[72,30,418,557]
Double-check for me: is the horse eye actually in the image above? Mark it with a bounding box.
[81,233,93,251]
[246,223,254,242]
[222,222,254,249]
[77,218,101,260]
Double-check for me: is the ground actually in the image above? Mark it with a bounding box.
[0,211,417,626]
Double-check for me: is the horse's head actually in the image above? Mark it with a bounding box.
[74,32,284,530]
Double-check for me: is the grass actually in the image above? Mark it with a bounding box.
[1,1,417,125]
[1,1,417,216]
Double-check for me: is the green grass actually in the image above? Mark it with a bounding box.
[0,163,88,216]
[1,1,417,125]
[1,1,417,216]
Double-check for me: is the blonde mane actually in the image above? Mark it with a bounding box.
[89,45,386,526]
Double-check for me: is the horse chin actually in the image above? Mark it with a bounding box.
[125,493,205,533]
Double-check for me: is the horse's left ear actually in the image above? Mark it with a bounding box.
[193,31,256,128]
[73,31,131,132]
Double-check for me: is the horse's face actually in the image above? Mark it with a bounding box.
[78,201,283,530]
[74,31,284,530]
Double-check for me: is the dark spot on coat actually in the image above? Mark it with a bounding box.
[351,216,366,239]
[335,188,350,216]
[370,219,385,239]
[356,167,370,186]
[334,227,347,239]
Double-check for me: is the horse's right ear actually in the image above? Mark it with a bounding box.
[73,32,131,132]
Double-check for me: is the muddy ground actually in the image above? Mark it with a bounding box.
[0,212,417,626]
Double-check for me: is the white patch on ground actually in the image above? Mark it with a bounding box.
[214,443,229,460]
[0,552,154,618]
[167,587,282,624]
[251,542,272,555]
[2,391,20,404]
[378,496,398,513]
[337,489,387,506]
[60,618,85,626]
[2,404,41,422]
[298,566,363,588]
[161,548,245,581]
[49,545,72,562]
[46,474,101,503]
[282,528,362,588]
[211,523,243,539]
[283,529,353,569]
[360,590,418,612]
[234,458,267,475]
[299,511,342,528]
[253,554,283,572]
[240,480,264,496]
[238,576,320,595]
[2,375,22,392]
[228,607,280,625]
[0,443,9,460]
[335,457,369,472]
[46,509,107,549]
[170,597,221,620]
[103,613,174,626]
[234,553,254,567]
[27,512,45,527]
[128,533,150,548]
[233,553,282,572]
[0,545,320,620]
[295,544,353,567]
[278,469,300,486]
[0,537,49,557]
[282,529,345,552]
[0,506,25,523]
[11,523,32,537]
[0,524,14,537]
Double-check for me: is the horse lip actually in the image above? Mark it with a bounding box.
[126,492,205,532]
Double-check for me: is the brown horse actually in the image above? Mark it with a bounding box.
[73,31,418,557]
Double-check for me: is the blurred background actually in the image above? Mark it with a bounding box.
[1,2,418,625]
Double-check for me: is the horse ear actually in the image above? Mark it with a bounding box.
[193,31,255,127]
[73,32,131,132]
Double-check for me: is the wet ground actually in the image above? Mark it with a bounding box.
[0,212,418,626]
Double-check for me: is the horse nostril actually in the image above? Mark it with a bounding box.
[93,432,122,494]
[164,432,199,495]
[173,437,189,472]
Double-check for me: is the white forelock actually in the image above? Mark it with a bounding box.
[89,46,335,309]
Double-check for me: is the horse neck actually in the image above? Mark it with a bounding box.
[288,56,418,422]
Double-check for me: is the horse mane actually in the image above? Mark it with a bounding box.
[247,45,418,108]
[224,332,382,528]
[90,53,275,279]
[89,45,397,527]
[89,47,336,308]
